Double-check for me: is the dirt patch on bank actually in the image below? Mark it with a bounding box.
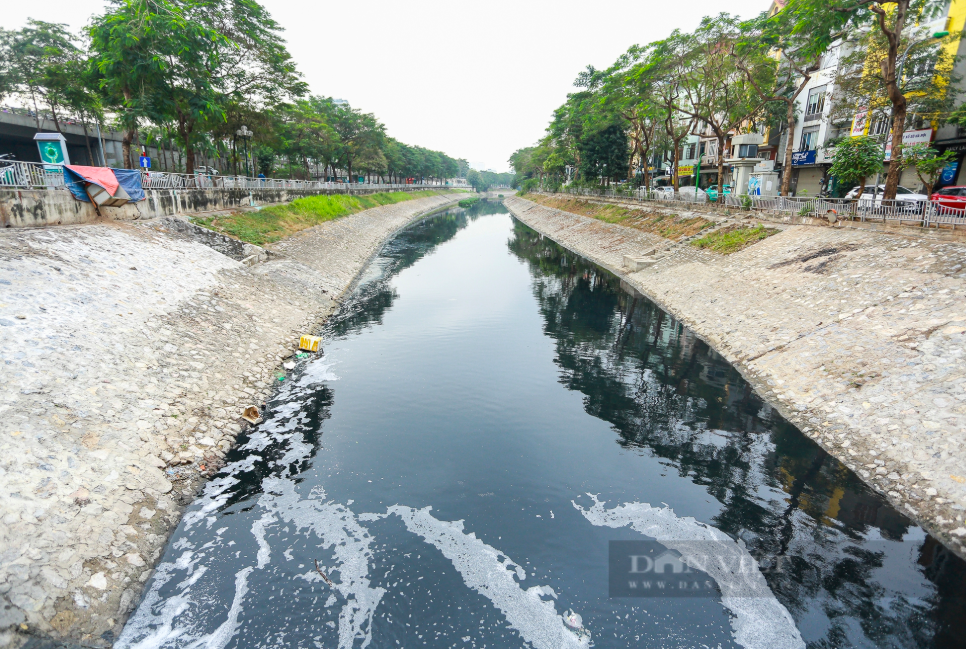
[524,193,713,241]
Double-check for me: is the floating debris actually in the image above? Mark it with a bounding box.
[241,406,261,424]
[299,335,322,352]
[314,559,333,587]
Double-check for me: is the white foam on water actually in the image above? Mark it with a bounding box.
[191,567,253,649]
[297,357,339,387]
[574,495,805,649]
[260,478,384,649]
[119,354,349,649]
[116,551,201,649]
[251,512,274,569]
[386,505,589,649]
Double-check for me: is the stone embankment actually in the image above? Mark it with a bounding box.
[0,193,461,646]
[0,184,441,229]
[505,194,966,557]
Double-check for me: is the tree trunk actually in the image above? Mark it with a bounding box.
[878,0,909,200]
[177,115,195,175]
[884,104,907,200]
[122,131,134,170]
[781,100,796,197]
[49,102,63,134]
[716,134,726,196]
[81,119,94,166]
[628,140,638,182]
[672,145,681,190]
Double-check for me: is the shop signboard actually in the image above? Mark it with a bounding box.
[884,128,933,161]
[940,159,960,185]
[677,165,694,176]
[792,150,816,166]
[851,108,869,137]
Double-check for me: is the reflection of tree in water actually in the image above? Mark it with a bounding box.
[213,207,481,514]
[328,201,501,337]
[508,220,966,649]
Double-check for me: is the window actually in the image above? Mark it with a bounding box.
[800,126,820,151]
[685,144,697,160]
[805,86,827,116]
[699,142,706,156]
[820,47,838,70]
[737,144,759,158]
[868,113,890,136]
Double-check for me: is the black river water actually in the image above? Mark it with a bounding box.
[119,202,966,649]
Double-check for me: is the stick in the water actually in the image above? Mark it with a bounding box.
[314,559,334,586]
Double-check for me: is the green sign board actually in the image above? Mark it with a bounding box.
[38,140,66,165]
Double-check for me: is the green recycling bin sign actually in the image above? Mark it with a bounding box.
[33,133,70,173]
[38,140,66,164]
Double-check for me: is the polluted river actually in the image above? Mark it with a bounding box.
[119,201,966,649]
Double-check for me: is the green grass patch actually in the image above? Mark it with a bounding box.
[458,196,480,208]
[193,190,452,245]
[691,224,778,254]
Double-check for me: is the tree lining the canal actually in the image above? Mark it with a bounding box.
[510,1,964,201]
[2,3,474,181]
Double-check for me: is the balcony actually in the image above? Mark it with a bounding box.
[803,111,823,124]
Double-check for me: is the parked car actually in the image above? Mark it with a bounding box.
[679,186,707,202]
[653,186,675,199]
[706,184,732,202]
[844,184,927,207]
[930,185,966,213]
[195,166,219,175]
[850,184,930,214]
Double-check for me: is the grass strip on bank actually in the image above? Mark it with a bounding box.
[691,224,778,254]
[458,196,480,208]
[524,193,713,241]
[194,190,455,245]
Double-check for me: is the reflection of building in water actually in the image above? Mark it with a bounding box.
[833,489,911,541]
[698,362,730,392]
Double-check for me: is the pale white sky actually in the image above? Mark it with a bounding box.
[4,0,768,172]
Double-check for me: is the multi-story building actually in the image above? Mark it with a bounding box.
[772,0,966,196]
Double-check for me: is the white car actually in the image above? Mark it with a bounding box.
[845,184,927,206]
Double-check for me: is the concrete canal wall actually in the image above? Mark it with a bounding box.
[505,195,966,559]
[0,193,463,646]
[0,185,444,229]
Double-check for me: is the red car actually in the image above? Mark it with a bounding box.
[930,186,966,213]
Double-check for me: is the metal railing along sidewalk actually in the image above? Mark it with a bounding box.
[554,186,966,229]
[0,160,470,192]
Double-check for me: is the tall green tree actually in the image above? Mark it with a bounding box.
[778,0,950,199]
[89,0,224,169]
[735,11,836,196]
[90,0,303,172]
[5,20,88,133]
[678,14,770,196]
[327,101,384,182]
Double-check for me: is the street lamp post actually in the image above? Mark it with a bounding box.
[236,125,254,177]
